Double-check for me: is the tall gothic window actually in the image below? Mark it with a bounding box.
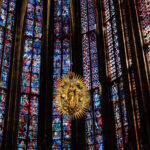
[80,0,103,149]
[0,0,16,146]
[103,0,128,149]
[17,0,43,149]
[121,1,141,147]
[136,0,150,73]
[52,0,72,149]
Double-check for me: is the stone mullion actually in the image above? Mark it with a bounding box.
[71,0,85,149]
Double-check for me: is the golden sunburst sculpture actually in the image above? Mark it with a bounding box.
[54,72,90,119]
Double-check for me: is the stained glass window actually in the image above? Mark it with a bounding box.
[0,0,16,147]
[122,5,141,143]
[103,0,128,149]
[137,0,150,73]
[17,0,43,149]
[80,0,103,149]
[52,0,71,149]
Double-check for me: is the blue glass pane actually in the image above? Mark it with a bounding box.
[94,110,102,134]
[27,3,35,20]
[90,32,99,88]
[31,74,40,94]
[7,13,15,30]
[86,119,94,136]
[9,1,16,12]
[82,34,91,89]
[17,139,27,149]
[1,1,9,9]
[62,1,70,36]
[32,54,41,74]
[0,90,6,146]
[0,28,4,67]
[86,136,94,145]
[54,0,62,37]
[24,39,33,53]
[81,0,88,33]
[96,141,103,150]
[23,52,32,73]
[0,28,4,44]
[34,22,42,38]
[62,39,70,74]
[86,111,93,120]
[88,0,96,31]
[0,8,7,26]
[53,115,61,124]
[52,140,61,149]
[25,19,34,36]
[29,116,38,131]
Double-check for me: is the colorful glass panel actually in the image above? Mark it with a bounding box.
[17,0,43,149]
[137,0,150,44]
[54,0,62,37]
[0,0,16,147]
[81,0,103,149]
[137,0,150,73]
[88,0,96,31]
[81,0,96,34]
[52,0,71,149]
[103,0,128,149]
[81,0,88,34]
[90,32,100,88]
[111,84,123,149]
[119,80,128,144]
[82,34,91,89]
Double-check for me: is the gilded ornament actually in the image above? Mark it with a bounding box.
[55,72,90,119]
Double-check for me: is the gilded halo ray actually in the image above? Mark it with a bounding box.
[54,72,90,119]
